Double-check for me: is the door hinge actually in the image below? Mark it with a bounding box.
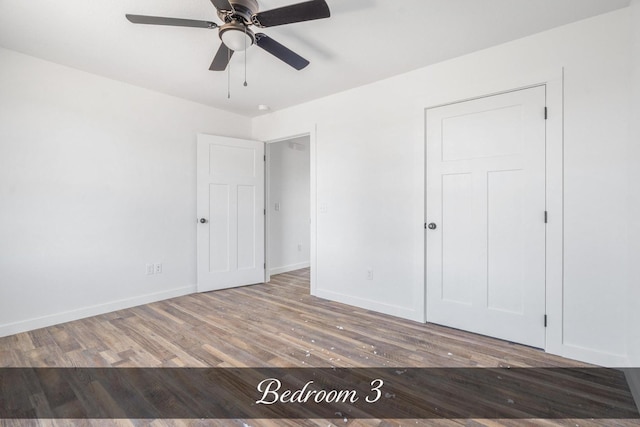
[544,315,548,327]
[544,107,548,120]
[264,263,266,269]
[424,223,427,230]
[264,155,266,161]
[264,209,266,215]
[544,211,548,223]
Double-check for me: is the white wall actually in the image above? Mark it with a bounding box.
[253,8,634,366]
[0,47,251,336]
[267,136,311,275]
[623,0,639,408]
[628,0,640,369]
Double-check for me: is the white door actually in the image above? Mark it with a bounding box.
[197,134,265,292]
[425,86,547,348]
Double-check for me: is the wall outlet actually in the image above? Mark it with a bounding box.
[146,264,154,275]
[154,263,162,274]
[275,202,281,212]
[298,244,302,252]
[366,268,374,280]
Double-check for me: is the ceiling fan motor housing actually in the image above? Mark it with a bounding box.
[217,0,259,51]
[218,0,259,24]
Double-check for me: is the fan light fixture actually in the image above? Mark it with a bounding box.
[220,23,254,51]
[126,0,331,72]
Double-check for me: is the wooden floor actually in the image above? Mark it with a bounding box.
[0,269,637,426]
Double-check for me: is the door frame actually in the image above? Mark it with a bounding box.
[264,132,314,285]
[424,71,564,355]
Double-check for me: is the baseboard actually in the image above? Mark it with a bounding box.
[624,368,640,413]
[269,261,310,276]
[0,285,196,338]
[313,288,422,323]
[546,342,630,368]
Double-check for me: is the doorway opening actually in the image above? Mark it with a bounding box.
[265,135,311,281]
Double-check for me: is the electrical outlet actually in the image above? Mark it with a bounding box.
[275,202,281,212]
[366,269,374,280]
[154,263,162,274]
[146,264,154,275]
[298,244,302,252]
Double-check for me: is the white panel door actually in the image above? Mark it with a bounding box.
[426,86,546,348]
[197,134,265,292]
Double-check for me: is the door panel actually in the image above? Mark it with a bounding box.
[197,134,265,292]
[237,184,257,270]
[442,173,473,305]
[426,86,546,348]
[209,183,230,273]
[442,105,523,161]
[487,169,524,314]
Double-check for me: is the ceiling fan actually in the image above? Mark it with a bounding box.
[126,0,330,71]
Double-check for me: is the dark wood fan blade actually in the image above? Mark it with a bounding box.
[210,0,234,12]
[252,0,330,27]
[209,44,234,71]
[255,34,309,70]
[126,14,217,29]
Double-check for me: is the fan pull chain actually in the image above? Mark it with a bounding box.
[227,47,231,99]
[243,26,248,87]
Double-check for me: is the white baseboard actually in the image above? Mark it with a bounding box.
[269,261,310,276]
[547,343,630,368]
[0,285,196,338]
[313,288,422,323]
[624,369,640,414]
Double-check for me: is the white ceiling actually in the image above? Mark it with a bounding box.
[0,0,631,117]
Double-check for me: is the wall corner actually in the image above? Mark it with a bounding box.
[628,0,640,368]
[624,369,640,413]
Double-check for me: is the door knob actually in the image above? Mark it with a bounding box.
[427,223,437,230]
[199,218,207,224]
